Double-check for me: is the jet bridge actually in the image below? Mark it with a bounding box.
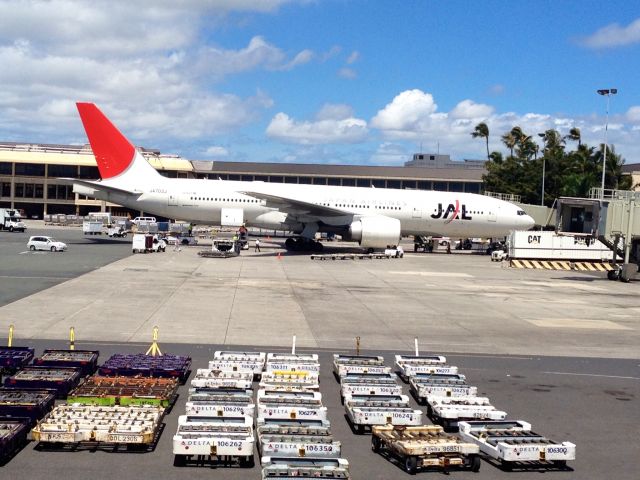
[556,188,640,282]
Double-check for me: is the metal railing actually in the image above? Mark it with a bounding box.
[483,191,521,203]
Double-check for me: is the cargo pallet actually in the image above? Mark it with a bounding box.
[33,349,99,377]
[0,347,35,374]
[409,374,477,405]
[261,457,350,478]
[458,420,576,470]
[371,424,481,474]
[99,353,191,384]
[173,415,255,468]
[0,417,30,463]
[0,388,55,425]
[310,253,396,260]
[426,396,507,432]
[4,366,82,399]
[32,404,165,450]
[67,376,179,408]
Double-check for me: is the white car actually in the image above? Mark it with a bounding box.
[27,236,67,252]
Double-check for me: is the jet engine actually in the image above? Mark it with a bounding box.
[348,216,401,249]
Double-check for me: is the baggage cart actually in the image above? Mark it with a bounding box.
[0,388,55,425]
[257,402,328,422]
[427,396,507,431]
[395,354,447,380]
[343,394,410,409]
[262,465,350,479]
[400,365,459,381]
[190,370,253,390]
[67,376,179,408]
[340,383,403,402]
[207,360,262,376]
[261,455,349,471]
[188,387,253,402]
[33,349,100,377]
[259,433,341,458]
[259,371,319,391]
[209,350,266,377]
[0,417,30,462]
[32,405,164,445]
[336,364,391,377]
[345,405,423,434]
[257,421,332,439]
[458,420,576,469]
[99,353,191,383]
[0,346,35,373]
[4,366,82,399]
[332,354,385,378]
[340,373,401,402]
[257,389,322,404]
[186,398,255,417]
[267,352,319,363]
[173,415,255,467]
[409,375,477,404]
[371,424,481,474]
[265,362,321,373]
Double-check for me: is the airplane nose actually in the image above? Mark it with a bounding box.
[523,215,535,230]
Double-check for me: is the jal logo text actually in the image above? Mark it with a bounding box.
[430,201,472,222]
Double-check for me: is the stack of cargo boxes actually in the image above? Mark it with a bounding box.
[0,345,42,462]
[173,351,263,468]
[335,354,422,434]
[30,352,189,449]
[258,352,350,479]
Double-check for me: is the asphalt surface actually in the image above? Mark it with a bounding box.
[0,227,131,306]
[0,224,638,479]
[1,339,638,480]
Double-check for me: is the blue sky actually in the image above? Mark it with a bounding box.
[1,0,640,165]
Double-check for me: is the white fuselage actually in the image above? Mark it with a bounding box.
[85,177,533,239]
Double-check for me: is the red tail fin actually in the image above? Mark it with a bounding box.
[76,103,135,179]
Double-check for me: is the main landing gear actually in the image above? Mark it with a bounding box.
[285,237,324,252]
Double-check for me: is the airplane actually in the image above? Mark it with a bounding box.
[69,102,535,251]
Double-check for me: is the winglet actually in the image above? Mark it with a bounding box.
[76,102,136,179]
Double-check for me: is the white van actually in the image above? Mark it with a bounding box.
[132,216,156,225]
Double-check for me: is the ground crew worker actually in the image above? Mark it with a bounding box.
[255,238,261,252]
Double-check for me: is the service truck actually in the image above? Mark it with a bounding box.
[0,208,27,232]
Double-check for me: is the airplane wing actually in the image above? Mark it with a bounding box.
[240,191,348,218]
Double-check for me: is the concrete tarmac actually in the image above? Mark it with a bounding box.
[0,227,638,358]
[0,226,638,479]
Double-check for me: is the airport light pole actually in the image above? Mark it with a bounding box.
[537,133,546,206]
[597,88,617,198]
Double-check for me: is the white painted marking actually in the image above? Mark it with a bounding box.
[544,371,640,380]
[390,271,473,278]
[527,319,631,330]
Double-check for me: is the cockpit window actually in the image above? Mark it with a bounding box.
[517,210,526,216]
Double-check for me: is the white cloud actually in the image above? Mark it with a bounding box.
[202,146,229,158]
[626,106,640,123]
[266,110,368,145]
[580,18,640,49]
[369,142,410,165]
[316,104,354,121]
[450,99,494,119]
[346,51,360,64]
[371,89,438,134]
[369,88,640,162]
[338,67,357,79]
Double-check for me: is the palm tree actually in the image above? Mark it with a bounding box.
[471,122,490,160]
[501,132,516,158]
[565,127,581,147]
